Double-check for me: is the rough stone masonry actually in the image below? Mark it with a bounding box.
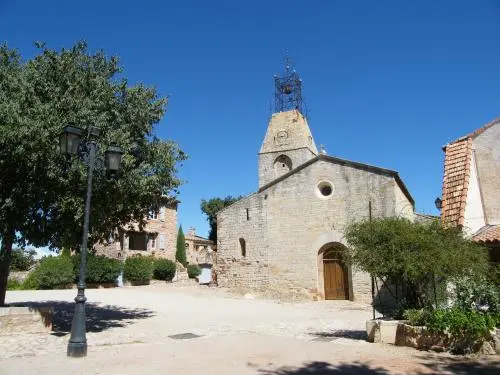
[216,110,414,302]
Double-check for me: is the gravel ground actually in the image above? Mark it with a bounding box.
[1,285,498,374]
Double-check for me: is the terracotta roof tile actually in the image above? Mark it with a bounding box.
[473,225,500,243]
[441,118,500,227]
[441,138,472,226]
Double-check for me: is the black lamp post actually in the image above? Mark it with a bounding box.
[60,125,123,357]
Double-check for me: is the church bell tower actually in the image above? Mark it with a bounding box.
[258,59,318,188]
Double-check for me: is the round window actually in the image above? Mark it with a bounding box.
[316,181,334,198]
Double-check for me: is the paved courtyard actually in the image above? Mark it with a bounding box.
[1,285,499,374]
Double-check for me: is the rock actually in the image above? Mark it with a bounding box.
[478,341,496,355]
[491,335,500,355]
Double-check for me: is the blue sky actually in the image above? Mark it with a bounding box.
[1,1,500,239]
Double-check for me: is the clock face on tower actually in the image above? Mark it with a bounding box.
[275,130,288,145]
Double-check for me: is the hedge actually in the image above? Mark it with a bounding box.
[187,264,201,279]
[153,258,176,281]
[35,256,74,289]
[124,255,153,285]
[72,253,122,284]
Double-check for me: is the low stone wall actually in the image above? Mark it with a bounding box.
[8,271,30,283]
[366,319,500,354]
[0,306,53,335]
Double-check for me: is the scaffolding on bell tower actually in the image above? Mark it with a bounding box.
[273,56,306,115]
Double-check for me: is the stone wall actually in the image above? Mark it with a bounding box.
[94,203,177,261]
[184,228,215,265]
[217,158,410,302]
[217,193,270,292]
[258,110,318,187]
[0,306,53,335]
[473,122,500,225]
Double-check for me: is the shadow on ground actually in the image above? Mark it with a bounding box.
[418,355,500,375]
[258,358,500,375]
[258,361,388,375]
[11,301,155,336]
[309,330,367,341]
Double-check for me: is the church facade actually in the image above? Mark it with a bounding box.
[216,109,414,302]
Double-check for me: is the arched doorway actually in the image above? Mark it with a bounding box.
[320,245,349,300]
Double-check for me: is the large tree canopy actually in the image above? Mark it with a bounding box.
[200,196,243,242]
[0,41,186,305]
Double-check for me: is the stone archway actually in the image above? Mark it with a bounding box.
[317,242,352,300]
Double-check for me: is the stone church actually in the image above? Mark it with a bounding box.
[216,66,414,302]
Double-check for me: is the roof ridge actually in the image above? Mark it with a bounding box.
[444,117,500,148]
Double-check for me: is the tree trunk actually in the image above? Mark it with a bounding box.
[0,228,15,306]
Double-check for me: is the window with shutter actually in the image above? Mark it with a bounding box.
[159,234,166,250]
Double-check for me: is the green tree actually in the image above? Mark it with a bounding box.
[200,196,243,242]
[344,217,489,310]
[9,248,36,271]
[176,226,187,266]
[0,41,186,305]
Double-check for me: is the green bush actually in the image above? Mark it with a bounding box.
[345,217,490,312]
[187,264,201,279]
[60,247,72,258]
[7,279,22,290]
[403,308,431,326]
[454,276,500,314]
[21,271,39,290]
[9,248,36,271]
[124,255,153,285]
[153,258,176,281]
[35,256,74,289]
[426,308,498,354]
[72,253,122,284]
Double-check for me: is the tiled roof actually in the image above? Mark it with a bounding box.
[415,213,439,223]
[440,118,500,227]
[185,233,213,244]
[466,117,500,139]
[473,225,500,243]
[441,138,472,226]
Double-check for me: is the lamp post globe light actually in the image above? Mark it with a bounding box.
[60,125,123,357]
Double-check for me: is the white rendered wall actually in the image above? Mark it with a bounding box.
[463,150,485,236]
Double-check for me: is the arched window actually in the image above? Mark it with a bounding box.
[274,155,292,177]
[239,238,246,257]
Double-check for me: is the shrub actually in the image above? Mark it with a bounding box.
[60,247,72,258]
[124,255,153,285]
[187,264,201,279]
[35,256,74,289]
[153,258,176,281]
[7,279,22,290]
[176,226,187,266]
[72,253,122,284]
[345,218,489,311]
[9,248,36,271]
[403,308,431,326]
[454,276,500,314]
[21,271,39,290]
[426,308,497,354]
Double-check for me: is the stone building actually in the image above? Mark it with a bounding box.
[440,118,500,263]
[216,107,414,303]
[185,227,215,265]
[94,201,178,261]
